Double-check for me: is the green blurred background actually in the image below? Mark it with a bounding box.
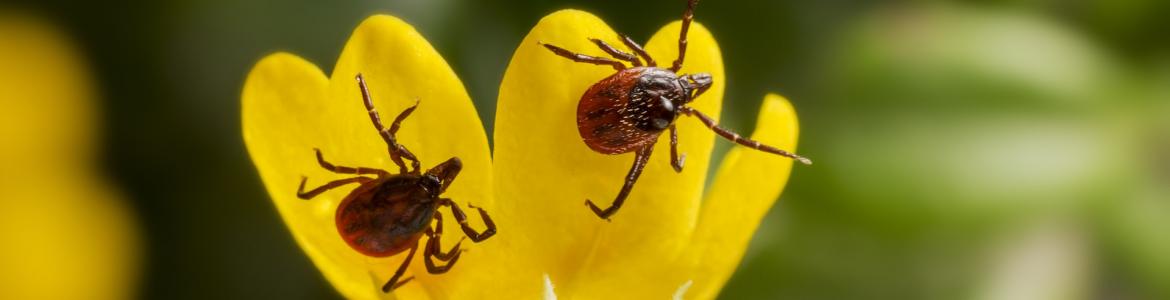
[3,0,1168,299]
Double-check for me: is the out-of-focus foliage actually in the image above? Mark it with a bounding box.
[720,3,1165,300]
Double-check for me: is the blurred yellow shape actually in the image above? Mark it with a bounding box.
[0,12,140,300]
[243,10,800,299]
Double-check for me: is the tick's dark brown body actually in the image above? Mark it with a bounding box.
[544,0,811,220]
[296,74,496,293]
[578,67,683,154]
[336,174,439,257]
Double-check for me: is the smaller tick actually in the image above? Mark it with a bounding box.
[296,74,496,292]
[542,0,811,220]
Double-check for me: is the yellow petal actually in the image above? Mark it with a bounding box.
[242,15,491,299]
[493,10,724,298]
[683,94,801,299]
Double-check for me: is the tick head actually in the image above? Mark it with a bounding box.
[679,73,713,103]
[420,174,442,198]
[421,157,462,197]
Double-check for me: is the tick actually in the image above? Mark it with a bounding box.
[296,74,496,292]
[541,0,812,220]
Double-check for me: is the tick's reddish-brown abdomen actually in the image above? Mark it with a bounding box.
[577,67,663,154]
[335,175,436,257]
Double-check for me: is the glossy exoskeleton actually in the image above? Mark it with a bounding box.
[541,0,811,220]
[296,74,496,292]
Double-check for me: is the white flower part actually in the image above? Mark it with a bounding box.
[543,273,557,300]
[672,280,694,300]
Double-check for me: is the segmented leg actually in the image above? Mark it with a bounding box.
[669,125,685,172]
[620,35,656,67]
[681,106,812,165]
[671,0,700,72]
[442,199,496,242]
[425,212,464,262]
[381,243,420,292]
[590,38,641,67]
[356,73,422,174]
[313,148,389,177]
[586,145,653,220]
[423,228,463,274]
[540,43,626,71]
[297,177,372,200]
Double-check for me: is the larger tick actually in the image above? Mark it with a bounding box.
[541,0,812,220]
[296,74,496,292]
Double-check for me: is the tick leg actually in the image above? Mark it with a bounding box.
[586,145,653,221]
[441,199,496,242]
[681,106,812,165]
[356,73,422,174]
[540,43,626,71]
[297,176,372,200]
[620,35,656,67]
[313,148,389,177]
[386,102,423,174]
[423,230,463,274]
[425,157,462,194]
[669,125,686,173]
[381,242,420,292]
[590,38,641,67]
[670,0,700,72]
[425,212,464,262]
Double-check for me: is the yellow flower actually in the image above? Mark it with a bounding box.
[243,15,492,300]
[0,12,141,300]
[243,9,800,299]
